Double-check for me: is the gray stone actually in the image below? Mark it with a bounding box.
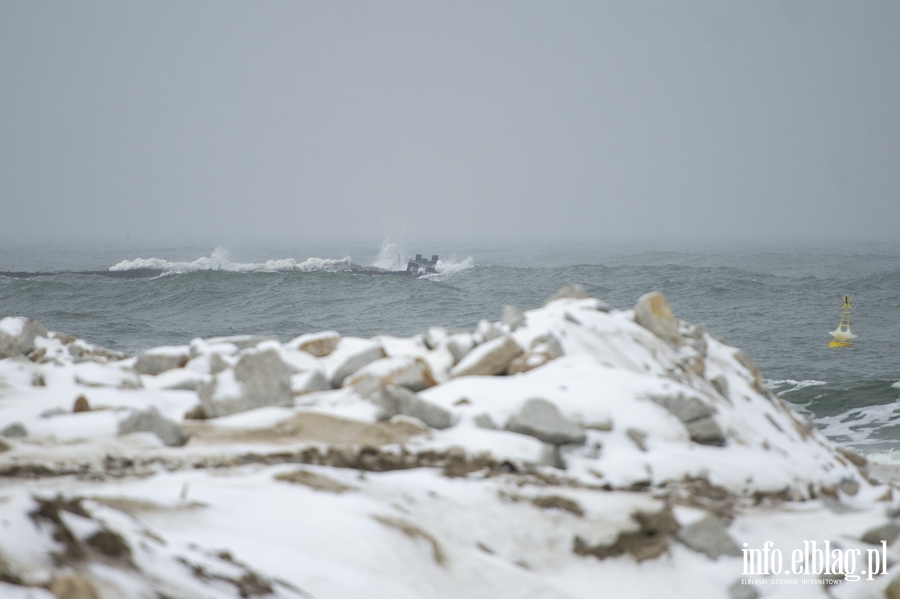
[684,417,727,446]
[530,333,564,359]
[861,522,900,546]
[423,327,448,350]
[545,284,590,305]
[538,442,566,469]
[473,413,497,429]
[292,369,332,396]
[373,385,453,430]
[345,356,437,392]
[330,345,386,388]
[676,515,742,559]
[446,334,476,364]
[728,578,759,599]
[1,422,27,438]
[0,317,47,359]
[118,406,186,446]
[501,305,525,331]
[506,398,586,445]
[650,393,713,422]
[199,348,294,418]
[475,319,504,343]
[710,375,730,401]
[649,394,726,446]
[134,351,189,375]
[450,335,524,378]
[633,291,682,347]
[208,352,230,374]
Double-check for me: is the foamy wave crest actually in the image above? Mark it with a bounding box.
[893,381,900,389]
[766,379,827,394]
[815,402,900,450]
[421,256,475,280]
[372,238,407,271]
[109,247,352,274]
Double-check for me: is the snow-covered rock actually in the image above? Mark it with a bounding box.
[133,346,189,375]
[0,287,895,599]
[0,316,47,359]
[449,335,523,377]
[198,347,294,418]
[288,330,341,357]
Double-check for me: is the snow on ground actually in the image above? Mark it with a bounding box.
[1,288,899,599]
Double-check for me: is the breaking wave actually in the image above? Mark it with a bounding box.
[107,244,474,278]
[766,379,827,394]
[109,247,353,274]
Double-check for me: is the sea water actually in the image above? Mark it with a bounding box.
[1,240,898,454]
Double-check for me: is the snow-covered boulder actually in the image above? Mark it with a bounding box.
[633,291,682,347]
[0,316,47,359]
[198,347,294,418]
[506,398,586,445]
[133,346,190,375]
[369,384,454,430]
[329,342,386,387]
[118,406,186,447]
[450,335,523,378]
[288,331,341,357]
[345,356,437,392]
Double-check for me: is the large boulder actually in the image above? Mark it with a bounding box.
[292,369,332,396]
[675,515,742,559]
[198,348,294,418]
[649,393,726,446]
[445,333,476,364]
[345,356,437,392]
[450,335,523,378]
[633,291,682,347]
[370,385,454,430]
[134,347,190,375]
[289,331,341,357]
[507,333,564,375]
[118,406,186,447]
[506,398,586,445]
[330,345,386,388]
[0,317,47,359]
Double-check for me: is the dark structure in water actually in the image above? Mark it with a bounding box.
[406,254,439,275]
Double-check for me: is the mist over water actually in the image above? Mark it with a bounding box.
[1,241,899,453]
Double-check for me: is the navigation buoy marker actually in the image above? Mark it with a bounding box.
[829,296,856,348]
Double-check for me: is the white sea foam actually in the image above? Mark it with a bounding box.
[372,237,408,271]
[815,401,900,449]
[765,379,827,394]
[892,381,900,389]
[867,450,900,465]
[109,247,352,274]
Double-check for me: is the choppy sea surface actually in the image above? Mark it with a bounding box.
[2,240,898,455]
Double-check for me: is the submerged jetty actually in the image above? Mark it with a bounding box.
[1,287,898,598]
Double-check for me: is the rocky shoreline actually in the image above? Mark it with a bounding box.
[2,286,899,599]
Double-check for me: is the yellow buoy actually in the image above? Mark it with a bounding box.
[829,296,856,348]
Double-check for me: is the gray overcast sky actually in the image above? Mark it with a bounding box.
[1,1,898,247]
